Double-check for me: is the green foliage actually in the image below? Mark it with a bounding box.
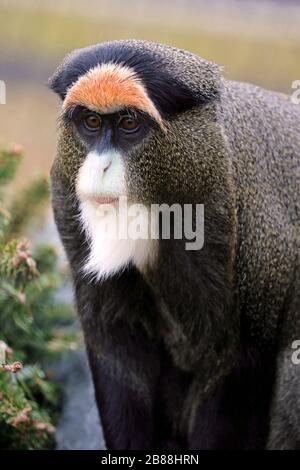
[0,146,76,449]
[7,178,49,239]
[0,150,20,187]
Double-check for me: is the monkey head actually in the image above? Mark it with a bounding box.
[49,40,233,281]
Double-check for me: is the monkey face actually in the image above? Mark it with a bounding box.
[50,40,225,278]
[64,103,159,206]
[50,40,222,199]
[56,60,168,207]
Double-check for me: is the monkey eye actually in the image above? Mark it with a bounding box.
[82,113,102,132]
[118,116,140,133]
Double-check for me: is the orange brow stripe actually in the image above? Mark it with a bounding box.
[63,63,164,128]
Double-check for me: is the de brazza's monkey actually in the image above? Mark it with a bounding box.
[49,40,300,449]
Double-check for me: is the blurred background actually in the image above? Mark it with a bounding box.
[0,0,299,450]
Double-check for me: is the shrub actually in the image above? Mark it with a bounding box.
[0,146,75,449]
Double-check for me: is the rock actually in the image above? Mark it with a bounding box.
[54,350,106,450]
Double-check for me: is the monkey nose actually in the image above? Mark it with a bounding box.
[103,161,111,172]
[100,152,112,172]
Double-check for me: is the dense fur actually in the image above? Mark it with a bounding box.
[63,63,164,127]
[49,40,219,116]
[50,40,300,449]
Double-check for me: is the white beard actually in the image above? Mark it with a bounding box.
[76,150,157,280]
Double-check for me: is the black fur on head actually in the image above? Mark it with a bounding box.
[49,40,221,119]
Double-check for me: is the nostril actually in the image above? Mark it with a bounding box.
[103,160,111,172]
[100,152,112,172]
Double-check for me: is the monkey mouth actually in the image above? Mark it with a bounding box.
[89,195,119,205]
